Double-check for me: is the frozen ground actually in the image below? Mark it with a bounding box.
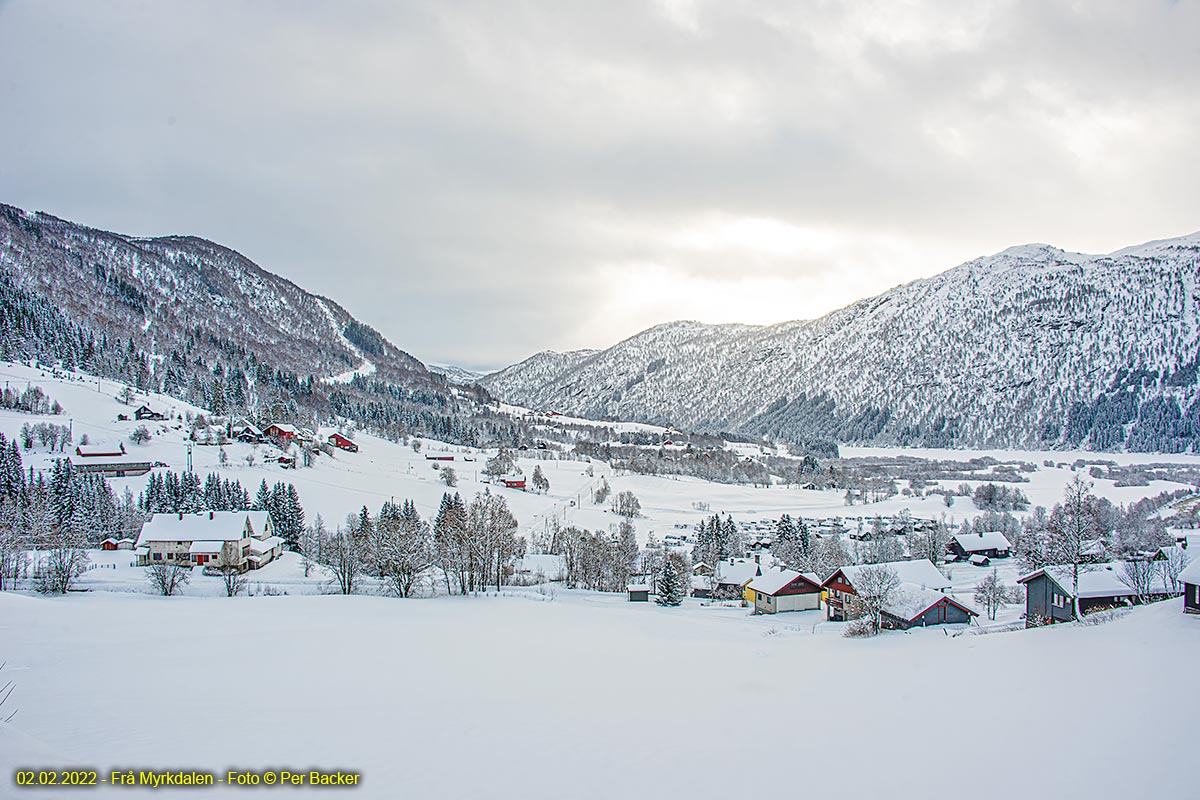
[1,590,1196,800]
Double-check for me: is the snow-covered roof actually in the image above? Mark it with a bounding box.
[1179,560,1200,586]
[836,559,950,591]
[233,422,262,435]
[884,584,977,622]
[134,546,148,556]
[136,511,262,545]
[1018,564,1136,599]
[101,537,118,545]
[188,540,224,554]
[715,556,773,586]
[628,583,649,592]
[248,535,283,554]
[953,531,1011,553]
[69,453,150,468]
[76,443,124,457]
[747,568,821,596]
[267,423,297,434]
[969,554,990,566]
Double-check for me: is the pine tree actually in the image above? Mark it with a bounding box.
[656,551,689,606]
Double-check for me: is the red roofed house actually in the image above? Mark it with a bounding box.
[747,568,823,614]
[264,423,298,441]
[327,432,359,453]
[502,477,526,490]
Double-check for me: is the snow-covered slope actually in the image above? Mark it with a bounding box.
[428,364,484,385]
[483,234,1200,451]
[0,202,430,388]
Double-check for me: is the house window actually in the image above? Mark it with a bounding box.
[153,552,162,561]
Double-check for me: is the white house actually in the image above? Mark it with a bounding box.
[135,511,281,572]
[747,568,823,614]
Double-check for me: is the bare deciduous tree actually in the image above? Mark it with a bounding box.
[34,529,90,594]
[216,545,247,597]
[145,561,191,596]
[611,490,641,519]
[846,564,901,635]
[1119,558,1160,603]
[316,526,366,595]
[1046,476,1105,619]
[974,568,1008,620]
[1161,546,1190,596]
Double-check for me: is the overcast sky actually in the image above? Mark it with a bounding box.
[1,1,1198,372]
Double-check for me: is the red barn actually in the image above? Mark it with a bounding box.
[327,433,359,453]
[100,538,119,551]
[502,478,526,490]
[424,454,454,461]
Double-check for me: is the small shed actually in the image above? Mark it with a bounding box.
[882,587,978,630]
[1018,565,1136,626]
[100,538,120,551]
[969,554,991,567]
[1180,560,1200,615]
[502,477,526,490]
[628,583,650,602]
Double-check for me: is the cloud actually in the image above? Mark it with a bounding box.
[0,0,1197,370]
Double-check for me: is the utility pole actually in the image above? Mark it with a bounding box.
[187,442,193,473]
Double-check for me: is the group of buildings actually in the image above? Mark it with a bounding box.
[633,541,1200,630]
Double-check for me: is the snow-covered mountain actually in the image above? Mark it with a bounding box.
[0,203,429,386]
[428,364,485,385]
[0,202,507,443]
[484,234,1200,452]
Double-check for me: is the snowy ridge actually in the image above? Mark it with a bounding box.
[315,297,377,384]
[483,233,1200,451]
[428,364,484,385]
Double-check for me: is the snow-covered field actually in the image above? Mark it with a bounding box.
[2,590,1196,799]
[3,360,1200,799]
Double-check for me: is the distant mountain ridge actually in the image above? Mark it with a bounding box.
[483,233,1200,452]
[0,202,496,444]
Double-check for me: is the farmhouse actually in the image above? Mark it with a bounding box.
[950,531,1011,559]
[264,423,298,441]
[881,586,977,629]
[231,422,264,443]
[327,432,358,452]
[822,559,952,622]
[1017,564,1137,626]
[748,569,823,614]
[1179,560,1200,615]
[135,510,281,572]
[134,404,167,421]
